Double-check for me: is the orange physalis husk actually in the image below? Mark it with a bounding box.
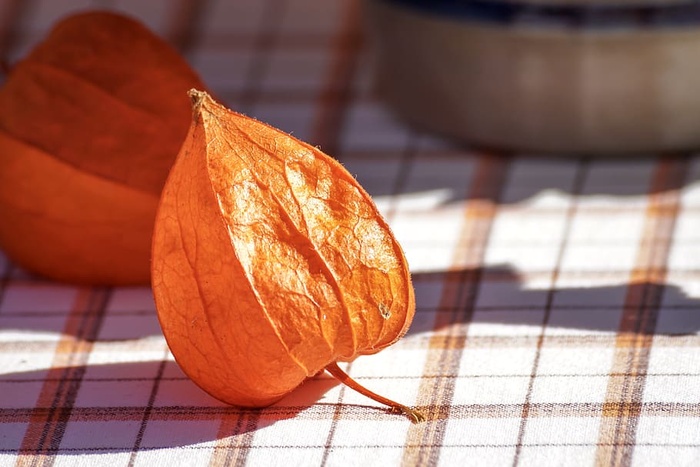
[152,90,423,422]
[0,11,205,285]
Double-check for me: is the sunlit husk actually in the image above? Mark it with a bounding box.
[152,91,415,407]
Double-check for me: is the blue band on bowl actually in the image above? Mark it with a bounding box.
[378,0,700,28]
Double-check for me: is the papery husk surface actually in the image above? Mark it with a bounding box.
[0,11,205,284]
[152,90,415,407]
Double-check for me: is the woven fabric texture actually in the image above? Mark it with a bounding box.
[1,1,699,466]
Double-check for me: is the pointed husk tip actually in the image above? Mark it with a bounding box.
[188,88,209,113]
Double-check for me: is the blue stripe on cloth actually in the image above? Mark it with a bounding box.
[376,0,700,28]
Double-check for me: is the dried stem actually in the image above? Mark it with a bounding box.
[325,361,425,423]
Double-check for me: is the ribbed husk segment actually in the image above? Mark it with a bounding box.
[152,90,415,407]
[0,11,205,284]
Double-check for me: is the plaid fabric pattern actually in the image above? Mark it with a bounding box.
[1,0,700,466]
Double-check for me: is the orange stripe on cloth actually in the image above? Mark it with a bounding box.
[594,155,689,466]
[309,0,363,154]
[402,153,510,466]
[15,287,110,466]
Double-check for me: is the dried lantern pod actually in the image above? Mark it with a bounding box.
[152,90,423,422]
[0,11,205,285]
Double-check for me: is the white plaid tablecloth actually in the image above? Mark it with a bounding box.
[1,1,699,466]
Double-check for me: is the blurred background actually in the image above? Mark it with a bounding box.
[1,1,700,465]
